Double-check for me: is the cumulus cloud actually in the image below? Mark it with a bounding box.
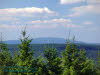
[0,7,57,28]
[0,19,81,29]
[60,0,100,4]
[0,7,55,16]
[68,5,100,17]
[0,7,57,22]
[87,0,100,4]
[83,21,93,25]
[0,24,23,29]
[29,18,80,28]
[30,18,72,24]
[0,17,18,21]
[60,0,84,4]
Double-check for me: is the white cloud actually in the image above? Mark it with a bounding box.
[83,21,93,25]
[29,18,80,28]
[0,7,57,26]
[0,19,81,29]
[30,18,72,24]
[60,0,84,4]
[0,17,18,21]
[60,0,100,4]
[0,7,56,21]
[87,0,100,4]
[0,7,55,15]
[0,24,23,29]
[69,5,100,17]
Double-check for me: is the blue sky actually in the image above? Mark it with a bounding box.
[0,0,100,43]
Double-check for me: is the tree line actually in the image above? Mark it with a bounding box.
[0,30,100,75]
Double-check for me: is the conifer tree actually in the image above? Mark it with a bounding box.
[62,39,96,75]
[33,56,48,75]
[14,29,35,75]
[44,47,62,75]
[0,33,13,75]
[96,49,100,75]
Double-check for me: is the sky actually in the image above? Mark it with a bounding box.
[0,0,100,43]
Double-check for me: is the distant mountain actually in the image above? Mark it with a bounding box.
[5,37,84,44]
[31,38,66,44]
[6,40,21,44]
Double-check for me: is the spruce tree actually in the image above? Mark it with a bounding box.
[96,49,100,75]
[62,40,96,75]
[14,29,35,75]
[44,47,62,75]
[0,37,13,75]
[33,56,47,75]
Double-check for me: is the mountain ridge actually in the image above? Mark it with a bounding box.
[5,37,85,44]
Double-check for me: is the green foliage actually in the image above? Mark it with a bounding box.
[44,48,62,75]
[12,30,34,75]
[62,66,76,75]
[62,41,96,75]
[0,42,13,75]
[0,31,98,75]
[33,56,48,75]
[96,49,100,75]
